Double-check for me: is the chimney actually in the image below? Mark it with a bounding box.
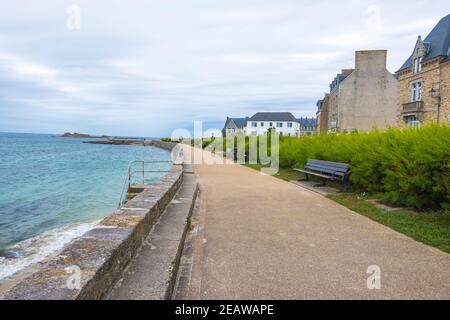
[355,50,387,70]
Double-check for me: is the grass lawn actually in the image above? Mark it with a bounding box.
[328,193,450,254]
[244,164,450,254]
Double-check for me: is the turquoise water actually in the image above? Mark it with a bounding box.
[0,133,171,251]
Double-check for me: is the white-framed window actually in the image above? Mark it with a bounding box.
[251,122,257,127]
[404,115,421,127]
[414,57,423,74]
[411,81,423,102]
[276,122,283,128]
[260,122,264,127]
[287,122,293,128]
[269,122,273,127]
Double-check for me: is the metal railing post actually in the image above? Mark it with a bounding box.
[128,167,131,189]
[117,160,174,208]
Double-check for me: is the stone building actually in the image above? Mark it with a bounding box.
[324,50,398,133]
[396,14,450,126]
[315,94,329,134]
[222,117,248,136]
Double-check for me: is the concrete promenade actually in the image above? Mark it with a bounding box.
[177,147,450,300]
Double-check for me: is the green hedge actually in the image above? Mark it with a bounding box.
[279,125,450,210]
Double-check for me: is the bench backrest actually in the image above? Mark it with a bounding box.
[305,159,350,175]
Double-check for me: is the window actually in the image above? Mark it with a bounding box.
[414,57,423,73]
[269,122,273,127]
[251,122,257,127]
[260,122,264,127]
[404,115,421,127]
[287,122,293,128]
[276,122,283,128]
[411,81,423,102]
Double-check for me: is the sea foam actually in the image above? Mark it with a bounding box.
[0,220,99,281]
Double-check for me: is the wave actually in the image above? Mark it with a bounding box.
[0,220,99,281]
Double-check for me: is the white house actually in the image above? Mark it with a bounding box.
[243,112,301,137]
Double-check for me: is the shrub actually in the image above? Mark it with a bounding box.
[279,125,450,210]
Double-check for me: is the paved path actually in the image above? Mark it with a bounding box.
[177,148,450,300]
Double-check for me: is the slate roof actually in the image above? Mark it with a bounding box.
[398,14,450,72]
[223,117,247,129]
[249,112,298,122]
[296,117,317,128]
[329,73,351,92]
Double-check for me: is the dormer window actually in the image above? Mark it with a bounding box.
[413,57,423,73]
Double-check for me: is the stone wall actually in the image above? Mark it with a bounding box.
[338,50,398,132]
[397,58,442,125]
[146,140,178,151]
[2,165,184,300]
[440,60,450,124]
[328,86,339,132]
[317,95,329,134]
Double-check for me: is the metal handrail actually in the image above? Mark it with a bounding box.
[118,160,173,208]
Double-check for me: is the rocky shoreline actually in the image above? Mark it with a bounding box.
[83,139,146,146]
[62,132,111,139]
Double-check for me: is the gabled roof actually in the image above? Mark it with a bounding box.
[296,117,317,128]
[249,112,298,122]
[397,14,450,73]
[223,117,247,129]
[230,118,247,128]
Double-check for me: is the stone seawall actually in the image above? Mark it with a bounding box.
[84,139,179,152]
[146,140,178,151]
[2,140,183,300]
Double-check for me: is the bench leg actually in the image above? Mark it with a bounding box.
[304,173,309,181]
[343,177,349,192]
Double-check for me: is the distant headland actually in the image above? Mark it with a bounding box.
[62,132,111,139]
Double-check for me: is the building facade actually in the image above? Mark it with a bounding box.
[222,112,316,137]
[297,117,317,136]
[324,50,398,133]
[316,94,329,134]
[243,112,300,136]
[222,117,248,136]
[396,14,450,126]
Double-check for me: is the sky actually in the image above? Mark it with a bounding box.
[0,1,449,137]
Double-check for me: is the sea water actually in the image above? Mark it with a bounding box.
[0,132,171,280]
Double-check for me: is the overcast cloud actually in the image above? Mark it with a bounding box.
[0,0,449,136]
